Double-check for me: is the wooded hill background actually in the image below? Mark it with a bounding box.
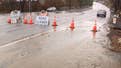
[0,0,93,13]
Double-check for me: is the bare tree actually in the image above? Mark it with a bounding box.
[19,0,25,12]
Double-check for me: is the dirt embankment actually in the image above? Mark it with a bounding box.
[108,16,121,52]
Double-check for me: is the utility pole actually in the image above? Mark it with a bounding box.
[29,0,31,15]
[19,0,22,11]
[17,0,24,12]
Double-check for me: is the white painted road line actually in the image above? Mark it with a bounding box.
[0,26,67,49]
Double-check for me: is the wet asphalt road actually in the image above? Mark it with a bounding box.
[0,2,121,68]
[0,14,51,45]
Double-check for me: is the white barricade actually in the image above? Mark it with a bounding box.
[35,16,49,25]
[10,10,21,23]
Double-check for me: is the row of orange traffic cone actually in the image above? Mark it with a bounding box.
[23,17,33,24]
[7,16,33,24]
[52,16,97,32]
[8,16,97,32]
[52,16,75,28]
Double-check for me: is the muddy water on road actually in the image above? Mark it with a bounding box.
[0,13,121,68]
[0,2,121,68]
[3,24,121,68]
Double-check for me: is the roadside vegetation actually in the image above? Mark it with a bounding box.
[105,0,121,52]
[0,0,93,13]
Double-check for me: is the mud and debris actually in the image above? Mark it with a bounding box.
[108,27,121,52]
[108,15,121,52]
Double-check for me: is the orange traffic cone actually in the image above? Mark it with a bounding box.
[92,20,97,32]
[52,16,57,26]
[29,17,33,24]
[70,18,75,29]
[23,17,28,24]
[7,17,11,24]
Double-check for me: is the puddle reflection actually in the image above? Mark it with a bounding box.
[92,31,97,39]
[70,27,75,31]
[53,26,57,32]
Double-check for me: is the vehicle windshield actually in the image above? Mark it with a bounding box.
[98,10,105,13]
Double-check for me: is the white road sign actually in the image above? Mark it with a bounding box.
[35,16,49,25]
